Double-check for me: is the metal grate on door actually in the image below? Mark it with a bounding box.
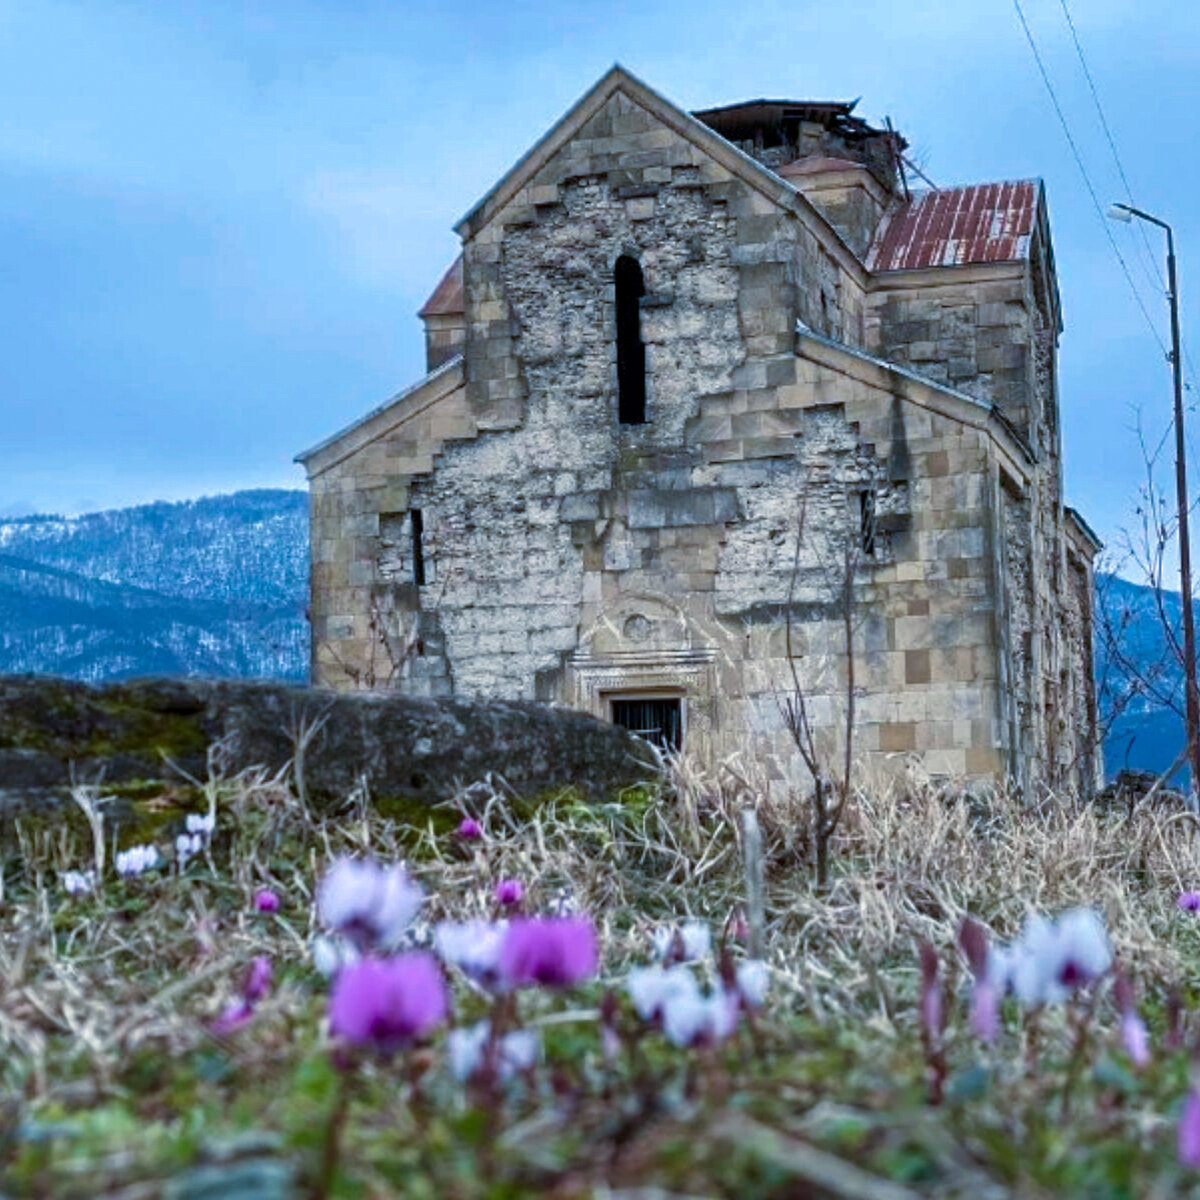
[610,697,682,753]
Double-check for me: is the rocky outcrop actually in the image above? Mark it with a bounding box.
[0,675,657,815]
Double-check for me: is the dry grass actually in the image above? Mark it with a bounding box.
[3,752,1200,1196]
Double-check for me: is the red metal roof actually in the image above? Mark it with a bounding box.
[418,256,464,317]
[866,180,1038,273]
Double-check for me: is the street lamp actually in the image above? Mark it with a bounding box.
[1107,201,1200,791]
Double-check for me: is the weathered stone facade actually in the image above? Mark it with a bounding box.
[298,67,1102,792]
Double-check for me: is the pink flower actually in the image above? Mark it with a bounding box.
[1179,892,1200,913]
[254,889,280,913]
[1114,974,1151,1069]
[970,980,1000,1043]
[919,941,944,1041]
[328,953,449,1053]
[1180,1089,1200,1168]
[1121,1012,1150,1069]
[210,955,274,1034]
[958,917,999,1043]
[457,817,484,841]
[243,956,273,1004]
[494,878,525,908]
[210,1000,254,1036]
[498,917,598,988]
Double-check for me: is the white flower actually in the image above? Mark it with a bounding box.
[1009,908,1112,1007]
[650,920,711,962]
[310,934,360,978]
[447,1021,490,1081]
[447,1020,541,1082]
[985,942,1017,993]
[175,832,203,869]
[371,864,426,946]
[316,858,423,951]
[61,869,95,896]
[626,964,700,1021]
[500,1028,540,1075]
[115,844,160,877]
[434,919,507,987]
[735,959,770,1009]
[185,812,215,836]
[662,985,739,1048]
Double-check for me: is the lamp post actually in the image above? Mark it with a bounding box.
[1108,202,1200,791]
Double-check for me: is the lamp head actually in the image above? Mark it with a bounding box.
[1107,203,1133,223]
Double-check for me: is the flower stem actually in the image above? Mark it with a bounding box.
[314,1064,352,1200]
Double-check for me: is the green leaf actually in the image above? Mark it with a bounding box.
[1092,1055,1139,1095]
[947,1063,991,1103]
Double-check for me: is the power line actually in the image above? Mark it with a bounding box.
[1011,0,1169,359]
[1054,0,1200,397]
[1056,0,1165,294]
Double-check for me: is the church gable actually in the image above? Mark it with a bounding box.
[459,74,867,436]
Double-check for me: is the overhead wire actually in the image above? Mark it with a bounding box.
[1056,0,1164,290]
[1055,0,1199,398]
[1011,0,1169,360]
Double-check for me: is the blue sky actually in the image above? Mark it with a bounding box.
[2,0,1198,567]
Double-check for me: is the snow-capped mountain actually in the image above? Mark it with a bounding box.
[0,490,308,682]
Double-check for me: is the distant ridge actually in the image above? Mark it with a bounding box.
[0,489,308,682]
[0,487,1186,782]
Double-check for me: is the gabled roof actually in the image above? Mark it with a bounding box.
[453,64,866,285]
[796,323,1035,483]
[418,257,463,318]
[294,355,463,473]
[866,180,1040,272]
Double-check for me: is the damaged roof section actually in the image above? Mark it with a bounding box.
[867,180,1039,273]
[691,98,904,151]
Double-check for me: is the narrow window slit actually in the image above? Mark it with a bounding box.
[859,489,876,557]
[615,255,647,424]
[410,508,426,586]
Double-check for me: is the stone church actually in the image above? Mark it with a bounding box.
[297,66,1101,793]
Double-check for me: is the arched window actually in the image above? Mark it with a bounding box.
[614,255,646,424]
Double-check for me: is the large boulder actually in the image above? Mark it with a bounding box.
[0,675,658,816]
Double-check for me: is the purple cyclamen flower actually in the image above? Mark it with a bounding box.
[494,878,525,908]
[254,888,280,913]
[243,956,273,1004]
[498,917,598,988]
[328,953,449,1053]
[1181,1089,1200,1168]
[210,1000,254,1035]
[457,817,484,841]
[1179,892,1200,913]
[210,956,274,1034]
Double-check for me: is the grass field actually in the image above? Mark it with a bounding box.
[3,755,1200,1198]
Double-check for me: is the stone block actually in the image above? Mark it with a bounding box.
[905,648,931,685]
[879,722,917,752]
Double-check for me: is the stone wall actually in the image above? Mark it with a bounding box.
[301,71,1099,790]
[865,269,1035,436]
[0,676,656,816]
